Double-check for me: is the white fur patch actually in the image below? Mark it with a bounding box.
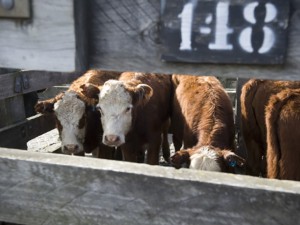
[54,91,86,151]
[189,146,221,172]
[98,80,133,146]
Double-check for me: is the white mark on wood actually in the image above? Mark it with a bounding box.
[209,1,233,50]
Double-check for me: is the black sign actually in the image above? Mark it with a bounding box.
[160,0,289,64]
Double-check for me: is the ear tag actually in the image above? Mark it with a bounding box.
[228,160,237,167]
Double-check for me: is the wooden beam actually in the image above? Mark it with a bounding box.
[0,148,299,225]
[0,95,26,128]
[0,70,81,100]
[88,0,300,81]
[0,114,56,149]
[0,0,77,71]
[74,0,88,71]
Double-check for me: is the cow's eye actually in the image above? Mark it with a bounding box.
[125,107,132,113]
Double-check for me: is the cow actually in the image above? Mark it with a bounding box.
[170,145,245,173]
[170,74,235,150]
[240,79,300,177]
[169,74,240,172]
[81,71,173,165]
[265,88,300,181]
[35,69,122,158]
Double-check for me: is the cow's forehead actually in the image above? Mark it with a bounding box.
[99,80,132,105]
[54,92,85,123]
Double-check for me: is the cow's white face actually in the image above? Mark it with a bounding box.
[54,91,86,155]
[189,146,221,172]
[97,80,133,147]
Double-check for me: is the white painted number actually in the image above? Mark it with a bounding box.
[178,1,278,54]
[208,2,233,50]
[178,0,198,50]
[239,2,277,53]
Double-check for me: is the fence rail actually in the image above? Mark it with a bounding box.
[0,148,299,225]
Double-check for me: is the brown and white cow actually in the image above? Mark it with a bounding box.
[169,74,241,171]
[265,88,300,181]
[171,145,245,173]
[240,79,300,177]
[81,72,172,165]
[35,69,122,158]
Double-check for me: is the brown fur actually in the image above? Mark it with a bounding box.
[265,88,300,181]
[116,72,173,165]
[169,74,238,172]
[35,69,122,158]
[240,79,300,176]
[170,74,235,150]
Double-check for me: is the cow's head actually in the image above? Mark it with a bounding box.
[35,91,87,155]
[81,79,153,147]
[170,146,245,172]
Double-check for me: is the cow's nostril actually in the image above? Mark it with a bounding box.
[105,135,120,143]
[64,144,78,154]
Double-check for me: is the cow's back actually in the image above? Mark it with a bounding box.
[266,88,300,181]
[171,74,234,150]
[241,79,300,176]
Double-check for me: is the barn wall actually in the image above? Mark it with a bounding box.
[0,0,77,71]
[87,0,300,80]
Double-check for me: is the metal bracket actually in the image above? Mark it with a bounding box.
[14,75,22,93]
[14,73,30,93]
[0,0,31,19]
[22,74,30,90]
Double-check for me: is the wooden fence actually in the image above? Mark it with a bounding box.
[1,148,300,225]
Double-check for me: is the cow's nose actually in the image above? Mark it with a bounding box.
[64,144,79,154]
[104,135,120,144]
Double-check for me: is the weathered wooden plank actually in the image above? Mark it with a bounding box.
[0,95,26,128]
[0,114,56,149]
[88,0,300,81]
[0,70,81,100]
[74,0,88,71]
[0,0,76,71]
[0,148,299,225]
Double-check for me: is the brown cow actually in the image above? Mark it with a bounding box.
[169,75,241,171]
[171,145,245,173]
[265,88,300,181]
[35,69,122,158]
[81,72,172,165]
[240,79,300,177]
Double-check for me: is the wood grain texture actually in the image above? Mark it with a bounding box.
[74,0,88,71]
[88,0,300,80]
[0,70,81,100]
[0,148,299,225]
[0,114,55,149]
[0,0,76,71]
[0,95,26,128]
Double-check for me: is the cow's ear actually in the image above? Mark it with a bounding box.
[134,84,153,105]
[80,83,100,99]
[222,150,246,168]
[170,150,190,169]
[35,101,55,114]
[34,92,64,114]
